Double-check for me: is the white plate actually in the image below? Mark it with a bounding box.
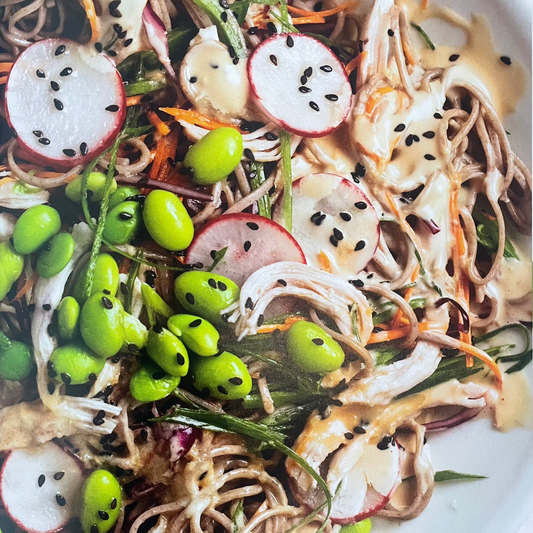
[374,1,533,532]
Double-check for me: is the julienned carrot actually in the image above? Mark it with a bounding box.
[126,95,143,107]
[149,126,181,183]
[257,316,307,334]
[81,0,99,43]
[160,107,242,132]
[366,87,395,114]
[457,340,502,384]
[0,75,8,86]
[421,0,429,8]
[292,15,326,24]
[391,264,420,328]
[13,270,39,301]
[287,0,358,18]
[345,50,367,76]
[147,111,171,136]
[0,178,15,188]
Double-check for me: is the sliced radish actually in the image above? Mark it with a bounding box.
[185,213,306,286]
[247,34,352,137]
[273,173,380,278]
[0,441,84,533]
[5,39,126,170]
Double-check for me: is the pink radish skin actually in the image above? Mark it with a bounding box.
[185,213,306,286]
[5,39,126,170]
[0,441,84,533]
[247,34,352,138]
[274,173,380,278]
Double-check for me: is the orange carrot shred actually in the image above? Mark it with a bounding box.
[126,95,143,107]
[421,0,429,8]
[257,316,307,334]
[365,87,395,114]
[160,108,242,132]
[147,111,171,136]
[13,270,39,301]
[81,0,99,43]
[345,50,367,76]
[287,0,357,17]
[292,15,326,24]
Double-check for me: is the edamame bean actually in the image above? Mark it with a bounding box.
[130,359,180,402]
[73,254,120,303]
[142,190,194,251]
[108,185,140,210]
[49,343,105,385]
[167,314,220,356]
[57,296,80,340]
[80,470,122,533]
[339,520,372,533]
[184,128,243,185]
[191,351,251,400]
[36,233,75,278]
[146,326,189,377]
[174,272,239,325]
[0,330,33,381]
[122,313,148,352]
[0,241,24,300]
[12,205,61,255]
[103,201,142,245]
[80,293,125,358]
[66,172,117,203]
[286,321,344,374]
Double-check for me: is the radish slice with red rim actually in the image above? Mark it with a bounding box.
[185,213,306,286]
[273,173,380,278]
[247,34,353,138]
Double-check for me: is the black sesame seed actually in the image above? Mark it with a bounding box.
[219,0,229,7]
[91,526,99,533]
[117,29,127,38]
[38,474,46,487]
[128,344,138,353]
[244,240,251,252]
[299,86,312,93]
[286,35,294,47]
[217,281,227,291]
[310,211,325,225]
[111,498,118,510]
[269,54,278,65]
[208,278,217,289]
[345,432,354,440]
[43,303,52,311]
[309,101,320,112]
[36,69,46,78]
[387,29,395,36]
[110,8,122,17]
[246,222,259,230]
[176,353,185,365]
[500,56,512,65]
[424,154,436,160]
[394,123,406,132]
[277,279,287,286]
[119,211,133,221]
[61,373,71,385]
[354,162,366,178]
[124,38,133,47]
[340,212,352,221]
[333,228,344,240]
[233,57,240,65]
[56,494,66,506]
[54,471,65,480]
[153,324,163,334]
[109,0,121,9]
[221,11,228,22]
[354,240,366,251]
[267,22,277,33]
[449,54,460,62]
[304,67,313,77]
[95,42,103,53]
[99,510,110,521]
[377,435,394,450]
[413,135,420,142]
[423,131,435,139]
[50,81,60,92]
[137,176,149,186]
[229,377,243,385]
[264,132,278,141]
[325,93,339,102]
[141,94,155,102]
[39,137,51,146]
[257,314,265,327]
[354,201,367,210]
[48,382,55,394]
[312,338,324,346]
[434,112,443,119]
[300,75,308,85]
[245,297,254,310]
[33,130,43,138]
[330,236,338,247]
[248,26,258,35]
[152,371,165,381]
[62,148,77,157]
[185,293,195,305]
[55,45,66,56]
[358,40,364,53]
[80,142,88,156]
[217,385,228,395]
[106,104,120,112]
[47,324,55,336]
[102,296,113,309]
[189,319,202,328]
[332,399,343,407]
[244,148,255,161]
[320,65,333,72]
[406,134,414,147]
[353,425,366,434]
[190,76,198,83]
[349,279,364,288]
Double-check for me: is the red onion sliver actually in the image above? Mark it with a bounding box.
[423,407,483,431]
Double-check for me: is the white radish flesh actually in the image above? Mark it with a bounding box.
[247,34,352,137]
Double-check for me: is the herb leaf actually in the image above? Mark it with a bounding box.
[207,247,228,272]
[411,22,436,51]
[472,209,519,259]
[249,162,272,219]
[280,130,293,233]
[434,470,487,482]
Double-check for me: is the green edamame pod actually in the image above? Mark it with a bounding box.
[167,314,220,356]
[174,272,239,325]
[108,185,140,210]
[73,254,120,303]
[37,233,75,278]
[103,201,142,245]
[0,241,24,300]
[66,172,117,203]
[130,359,180,402]
[0,330,33,381]
[142,190,194,251]
[80,470,122,533]
[184,127,244,185]
[57,296,80,340]
[286,321,345,374]
[12,205,61,255]
[49,343,105,385]
[141,282,174,325]
[146,325,189,377]
[122,313,148,352]
[191,351,251,400]
[340,520,372,533]
[80,293,125,358]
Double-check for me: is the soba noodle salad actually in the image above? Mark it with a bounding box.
[0,0,531,531]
